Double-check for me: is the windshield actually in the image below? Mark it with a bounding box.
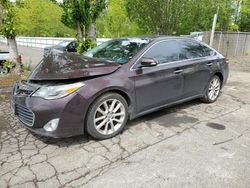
[84,38,151,64]
[56,41,71,48]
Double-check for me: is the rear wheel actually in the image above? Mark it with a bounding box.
[201,75,222,103]
[86,93,128,140]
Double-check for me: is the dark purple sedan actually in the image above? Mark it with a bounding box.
[11,37,229,140]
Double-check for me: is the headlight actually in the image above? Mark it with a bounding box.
[32,82,84,100]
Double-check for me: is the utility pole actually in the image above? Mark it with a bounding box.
[210,7,219,46]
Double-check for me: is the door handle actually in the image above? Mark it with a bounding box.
[207,62,213,66]
[174,69,183,74]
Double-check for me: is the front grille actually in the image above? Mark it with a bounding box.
[17,89,33,96]
[16,104,34,127]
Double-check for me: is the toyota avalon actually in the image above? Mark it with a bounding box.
[11,37,229,140]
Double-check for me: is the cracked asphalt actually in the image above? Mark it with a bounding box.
[1,64,250,187]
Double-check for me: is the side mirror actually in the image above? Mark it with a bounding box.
[67,42,77,52]
[67,46,76,52]
[139,57,158,68]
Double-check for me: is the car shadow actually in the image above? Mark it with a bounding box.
[32,99,202,147]
[126,99,201,129]
[31,132,90,146]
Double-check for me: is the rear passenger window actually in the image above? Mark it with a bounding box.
[143,40,182,64]
[201,44,215,57]
[179,40,215,59]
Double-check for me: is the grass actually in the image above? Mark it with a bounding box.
[0,93,8,100]
[22,63,32,72]
[0,72,29,88]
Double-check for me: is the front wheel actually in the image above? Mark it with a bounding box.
[86,93,128,140]
[201,75,222,103]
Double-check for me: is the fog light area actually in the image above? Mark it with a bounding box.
[43,119,59,132]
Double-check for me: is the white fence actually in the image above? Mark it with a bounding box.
[0,36,111,48]
[0,33,204,49]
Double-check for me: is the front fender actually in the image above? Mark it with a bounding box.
[76,74,136,120]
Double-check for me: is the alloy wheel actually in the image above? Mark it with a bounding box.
[94,99,126,135]
[208,76,221,101]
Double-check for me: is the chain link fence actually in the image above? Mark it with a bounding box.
[203,31,250,57]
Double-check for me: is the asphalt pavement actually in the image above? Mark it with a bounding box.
[0,62,250,187]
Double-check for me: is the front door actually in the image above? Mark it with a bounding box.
[131,40,184,114]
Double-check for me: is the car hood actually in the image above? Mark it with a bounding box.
[29,50,120,81]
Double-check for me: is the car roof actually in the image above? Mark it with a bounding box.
[150,36,191,41]
[115,36,194,42]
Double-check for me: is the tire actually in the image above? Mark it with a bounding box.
[0,67,8,74]
[201,75,222,103]
[86,92,129,140]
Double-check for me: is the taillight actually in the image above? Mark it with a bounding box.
[17,55,22,64]
[224,58,229,64]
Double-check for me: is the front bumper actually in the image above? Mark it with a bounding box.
[11,82,88,138]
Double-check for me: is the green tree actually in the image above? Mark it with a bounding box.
[88,0,107,40]
[0,0,20,73]
[62,0,106,42]
[50,0,58,3]
[126,0,181,35]
[0,3,3,23]
[62,0,90,41]
[14,0,74,37]
[239,0,250,31]
[126,0,236,35]
[179,0,235,33]
[96,0,144,37]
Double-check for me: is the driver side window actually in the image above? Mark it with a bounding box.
[143,40,182,64]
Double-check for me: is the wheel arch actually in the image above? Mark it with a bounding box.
[83,88,132,135]
[91,88,132,107]
[84,87,133,125]
[214,72,224,85]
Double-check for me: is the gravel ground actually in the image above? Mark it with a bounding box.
[0,59,250,188]
[230,56,250,72]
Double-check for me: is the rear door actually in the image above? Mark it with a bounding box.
[178,40,217,97]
